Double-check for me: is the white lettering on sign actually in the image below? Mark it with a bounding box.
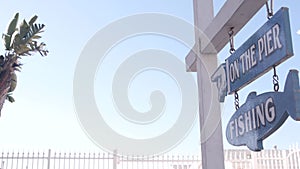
[229,60,240,83]
[240,44,257,74]
[229,97,276,139]
[227,24,282,85]
[258,24,282,61]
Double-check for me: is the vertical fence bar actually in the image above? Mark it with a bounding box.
[0,152,3,169]
[47,149,51,169]
[83,153,85,169]
[5,152,8,169]
[136,155,139,169]
[54,152,57,169]
[113,150,117,169]
[93,152,95,169]
[270,150,277,168]
[68,152,71,169]
[120,154,122,169]
[59,152,62,169]
[272,150,275,169]
[293,149,297,169]
[107,153,109,169]
[63,153,66,169]
[142,155,145,169]
[126,155,129,169]
[87,153,89,169]
[146,155,149,169]
[297,150,300,169]
[10,152,14,169]
[37,152,40,169]
[73,153,76,169]
[42,151,45,169]
[291,150,294,169]
[31,152,34,169]
[167,155,169,169]
[286,150,290,169]
[102,153,104,169]
[97,153,100,169]
[21,152,24,169]
[16,152,20,169]
[26,152,30,169]
[78,153,81,169]
[161,155,164,169]
[152,155,154,169]
[187,155,190,169]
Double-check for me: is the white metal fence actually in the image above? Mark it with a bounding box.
[1,147,300,169]
[224,146,300,169]
[0,150,200,169]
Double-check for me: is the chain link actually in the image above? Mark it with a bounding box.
[266,0,274,19]
[273,66,279,92]
[234,91,239,110]
[229,27,235,54]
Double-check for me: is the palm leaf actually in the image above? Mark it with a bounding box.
[28,15,38,26]
[19,19,30,39]
[23,23,45,44]
[2,13,19,50]
[2,34,12,50]
[6,13,19,36]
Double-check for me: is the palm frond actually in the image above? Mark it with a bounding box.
[2,13,19,50]
[24,23,45,43]
[19,19,30,39]
[13,23,46,55]
[6,13,19,36]
[2,34,12,50]
[28,15,38,26]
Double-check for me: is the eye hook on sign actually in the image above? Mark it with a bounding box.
[266,0,274,19]
[229,27,235,54]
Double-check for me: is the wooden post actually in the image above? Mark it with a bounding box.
[186,0,269,169]
[192,0,225,169]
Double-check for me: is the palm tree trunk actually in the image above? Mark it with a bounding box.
[0,68,12,116]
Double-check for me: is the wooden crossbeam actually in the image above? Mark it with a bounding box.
[186,0,268,72]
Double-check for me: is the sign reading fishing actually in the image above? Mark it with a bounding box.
[226,70,300,151]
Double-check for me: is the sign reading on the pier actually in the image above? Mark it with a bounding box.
[225,7,293,94]
[226,70,300,151]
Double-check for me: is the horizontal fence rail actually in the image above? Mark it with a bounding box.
[1,146,300,169]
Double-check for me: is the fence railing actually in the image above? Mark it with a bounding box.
[224,146,300,169]
[0,150,200,169]
[1,147,300,169]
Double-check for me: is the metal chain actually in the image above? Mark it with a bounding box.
[228,27,235,54]
[234,91,239,110]
[229,27,238,110]
[273,66,279,92]
[265,0,274,19]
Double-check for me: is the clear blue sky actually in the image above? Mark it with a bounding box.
[0,0,299,155]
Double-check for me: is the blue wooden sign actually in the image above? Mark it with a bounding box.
[211,63,227,102]
[226,70,300,151]
[211,7,293,101]
[226,7,293,94]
